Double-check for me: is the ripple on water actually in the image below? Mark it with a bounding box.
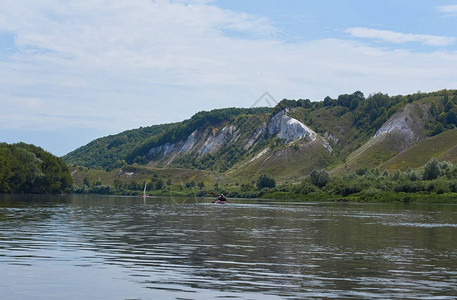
[1,196,457,299]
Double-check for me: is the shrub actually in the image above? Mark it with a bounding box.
[89,185,112,194]
[310,169,330,188]
[394,181,425,193]
[330,177,371,196]
[292,182,318,195]
[426,178,451,194]
[360,187,383,198]
[423,158,441,180]
[256,174,276,189]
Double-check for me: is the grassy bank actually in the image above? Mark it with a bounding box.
[68,158,457,204]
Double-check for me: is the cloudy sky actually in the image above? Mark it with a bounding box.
[1,0,456,156]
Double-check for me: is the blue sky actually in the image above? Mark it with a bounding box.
[0,0,456,156]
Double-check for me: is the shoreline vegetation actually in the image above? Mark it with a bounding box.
[2,142,457,204]
[2,155,457,204]
[67,158,457,204]
[3,90,457,203]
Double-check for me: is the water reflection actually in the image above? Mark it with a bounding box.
[1,195,457,299]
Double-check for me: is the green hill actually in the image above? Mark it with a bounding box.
[0,142,72,194]
[381,129,457,171]
[63,89,457,195]
[63,123,174,170]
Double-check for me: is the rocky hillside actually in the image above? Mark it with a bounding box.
[331,99,431,174]
[142,108,330,170]
[63,89,457,184]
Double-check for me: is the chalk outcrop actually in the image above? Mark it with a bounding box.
[268,110,317,142]
[344,102,430,165]
[372,103,428,151]
[149,125,238,158]
[146,108,332,166]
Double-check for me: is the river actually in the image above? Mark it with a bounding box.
[0,194,456,299]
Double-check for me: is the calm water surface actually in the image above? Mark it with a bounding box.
[0,194,456,299]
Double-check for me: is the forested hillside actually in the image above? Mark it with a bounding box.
[64,89,457,184]
[64,107,271,170]
[62,89,457,201]
[63,123,174,170]
[0,143,72,193]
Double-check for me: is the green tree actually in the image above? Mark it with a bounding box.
[0,145,12,192]
[0,143,72,193]
[155,179,164,190]
[423,158,441,180]
[310,169,330,188]
[256,174,276,189]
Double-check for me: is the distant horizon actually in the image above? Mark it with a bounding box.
[1,0,456,156]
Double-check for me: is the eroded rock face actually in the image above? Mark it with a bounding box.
[324,132,339,146]
[268,110,316,142]
[244,125,266,150]
[181,130,200,152]
[149,142,181,156]
[147,109,324,165]
[375,115,414,143]
[346,102,430,162]
[149,125,237,157]
[373,103,428,150]
[199,125,236,154]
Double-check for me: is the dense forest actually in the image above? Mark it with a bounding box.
[0,143,72,194]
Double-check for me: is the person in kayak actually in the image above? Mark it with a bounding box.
[212,193,227,203]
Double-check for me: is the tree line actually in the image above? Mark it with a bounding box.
[66,157,457,203]
[279,158,457,202]
[0,143,72,194]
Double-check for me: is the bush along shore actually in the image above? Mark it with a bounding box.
[70,158,457,203]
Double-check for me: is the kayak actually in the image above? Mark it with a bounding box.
[212,200,228,204]
[211,193,228,204]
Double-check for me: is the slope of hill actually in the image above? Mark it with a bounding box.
[331,99,432,174]
[381,129,457,170]
[63,123,174,170]
[63,89,457,187]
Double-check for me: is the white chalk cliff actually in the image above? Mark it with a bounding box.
[147,108,330,166]
[372,103,428,151]
[267,109,317,142]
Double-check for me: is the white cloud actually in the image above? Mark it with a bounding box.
[345,27,455,46]
[437,5,457,16]
[0,0,457,155]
